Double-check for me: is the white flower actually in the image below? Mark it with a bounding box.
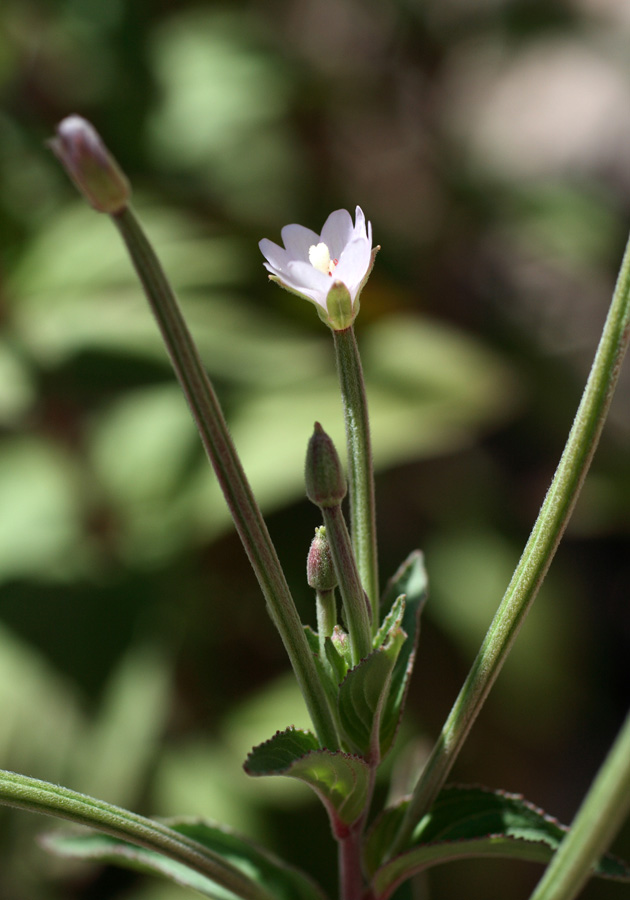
[259,206,374,327]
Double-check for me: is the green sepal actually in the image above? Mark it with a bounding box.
[337,625,406,761]
[42,818,327,900]
[326,281,355,331]
[366,785,630,899]
[377,551,428,758]
[244,727,370,828]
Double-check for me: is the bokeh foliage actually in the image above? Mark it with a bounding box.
[1,1,630,898]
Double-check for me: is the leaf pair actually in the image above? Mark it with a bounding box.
[243,553,428,832]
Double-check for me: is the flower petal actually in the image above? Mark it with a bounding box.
[285,260,331,307]
[281,224,321,261]
[320,209,354,259]
[259,238,291,274]
[333,237,372,299]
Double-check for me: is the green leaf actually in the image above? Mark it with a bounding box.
[324,635,349,685]
[337,626,406,761]
[43,818,327,900]
[364,800,407,877]
[330,626,352,668]
[244,727,370,827]
[369,785,630,899]
[374,594,405,651]
[378,552,428,758]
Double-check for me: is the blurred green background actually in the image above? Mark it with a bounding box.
[1,1,630,898]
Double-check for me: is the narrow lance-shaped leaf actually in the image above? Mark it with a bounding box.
[44,818,328,900]
[366,785,630,900]
[0,769,275,900]
[244,728,370,830]
[378,551,428,759]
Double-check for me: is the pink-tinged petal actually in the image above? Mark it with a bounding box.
[320,209,354,259]
[352,206,366,240]
[259,238,291,273]
[352,207,372,247]
[281,224,320,261]
[333,238,372,299]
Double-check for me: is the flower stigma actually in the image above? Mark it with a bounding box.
[309,242,338,276]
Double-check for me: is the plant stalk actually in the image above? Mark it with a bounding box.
[528,709,630,900]
[389,227,630,854]
[321,503,373,665]
[332,326,379,626]
[0,770,272,900]
[112,206,338,750]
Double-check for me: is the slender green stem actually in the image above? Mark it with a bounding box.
[112,207,338,750]
[389,228,630,855]
[321,504,373,664]
[332,326,379,625]
[528,710,630,900]
[0,769,273,900]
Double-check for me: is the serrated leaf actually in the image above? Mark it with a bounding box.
[43,817,327,900]
[337,628,406,761]
[370,785,630,899]
[244,728,370,827]
[378,552,428,758]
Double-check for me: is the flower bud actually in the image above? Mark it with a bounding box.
[49,116,130,214]
[307,526,338,592]
[305,423,347,508]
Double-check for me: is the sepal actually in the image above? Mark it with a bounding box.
[326,281,354,331]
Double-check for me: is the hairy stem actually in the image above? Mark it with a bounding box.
[390,227,630,854]
[0,770,272,900]
[528,709,630,900]
[332,326,379,625]
[321,503,373,665]
[112,206,338,750]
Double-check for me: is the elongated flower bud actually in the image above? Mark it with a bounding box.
[305,423,347,508]
[49,116,130,214]
[307,526,338,592]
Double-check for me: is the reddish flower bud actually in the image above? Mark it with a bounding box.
[49,116,130,214]
[305,423,347,509]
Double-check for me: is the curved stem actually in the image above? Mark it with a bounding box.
[332,327,379,625]
[528,709,630,900]
[112,207,338,750]
[390,228,630,854]
[0,769,272,900]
